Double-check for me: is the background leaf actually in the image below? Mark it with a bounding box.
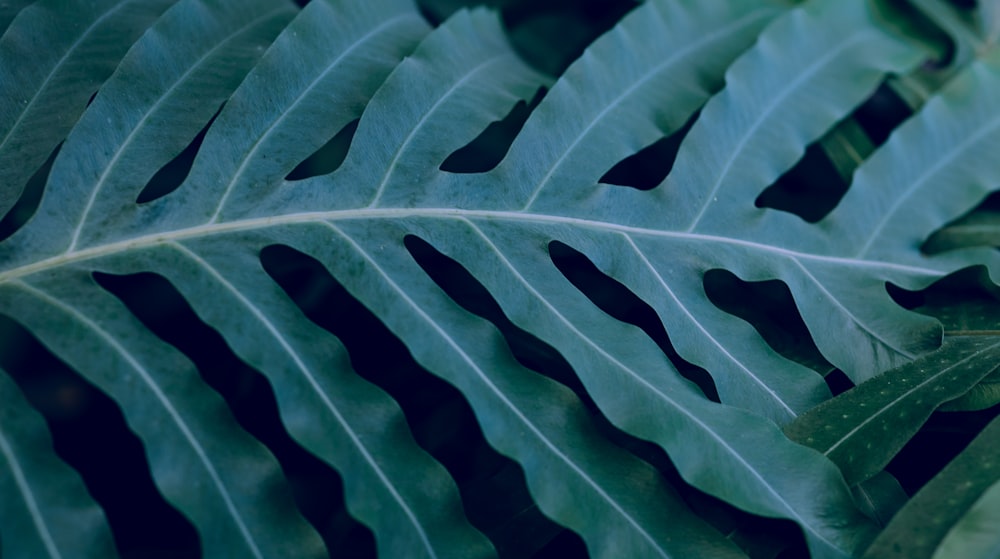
[785,335,1000,485]
[861,415,1000,559]
[932,477,1000,559]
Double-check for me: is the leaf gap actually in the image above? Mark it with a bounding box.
[440,88,545,173]
[755,141,850,223]
[922,190,1000,254]
[547,240,721,402]
[703,269,834,376]
[0,141,60,241]
[403,235,596,404]
[823,369,856,398]
[885,406,997,495]
[402,234,809,556]
[136,105,222,204]
[0,313,201,558]
[401,236,804,556]
[895,266,1000,323]
[505,2,639,76]
[285,118,360,181]
[853,81,913,147]
[260,244,574,557]
[91,271,364,554]
[885,281,927,311]
[599,110,698,190]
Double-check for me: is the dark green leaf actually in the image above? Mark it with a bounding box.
[861,415,1000,559]
[785,336,1000,485]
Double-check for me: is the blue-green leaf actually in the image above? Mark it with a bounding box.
[932,477,1000,559]
[0,369,117,559]
[0,0,177,217]
[862,415,1000,559]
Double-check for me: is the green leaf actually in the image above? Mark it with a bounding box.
[0,369,117,559]
[932,477,1000,559]
[851,472,908,527]
[924,209,1000,253]
[917,294,1000,411]
[861,415,1000,559]
[784,335,1000,485]
[0,0,32,32]
[940,370,1000,411]
[0,0,177,218]
[1,271,327,558]
[819,117,875,185]
[3,0,1000,557]
[982,0,1000,46]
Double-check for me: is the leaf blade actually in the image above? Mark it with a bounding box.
[0,368,117,559]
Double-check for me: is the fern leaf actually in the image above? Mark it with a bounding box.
[0,0,177,218]
[3,0,1000,557]
[2,270,327,558]
[0,369,116,558]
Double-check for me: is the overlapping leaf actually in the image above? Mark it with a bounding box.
[785,335,1000,485]
[932,477,1000,559]
[2,0,1000,558]
[861,415,1000,559]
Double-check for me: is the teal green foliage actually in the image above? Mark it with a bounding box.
[0,0,998,557]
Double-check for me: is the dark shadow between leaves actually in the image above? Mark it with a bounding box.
[0,142,60,241]
[879,267,1000,496]
[599,111,697,191]
[852,82,914,147]
[440,89,544,174]
[137,105,223,204]
[285,119,360,181]
[702,269,835,379]
[93,271,366,557]
[261,244,576,558]
[405,236,808,556]
[758,81,914,224]
[0,313,200,559]
[755,141,850,223]
[886,406,998,496]
[547,240,721,403]
[922,191,1000,255]
[503,1,639,76]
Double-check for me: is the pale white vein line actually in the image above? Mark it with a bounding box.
[855,113,1000,258]
[321,221,671,558]
[367,53,511,208]
[621,234,796,419]
[462,221,839,551]
[791,259,916,360]
[822,340,1000,457]
[0,207,947,283]
[519,10,771,211]
[66,7,290,253]
[0,430,62,559]
[0,2,127,155]
[166,241,438,558]
[461,219,672,552]
[684,31,872,233]
[12,280,263,559]
[207,13,416,224]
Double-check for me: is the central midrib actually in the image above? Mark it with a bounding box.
[0,207,943,282]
